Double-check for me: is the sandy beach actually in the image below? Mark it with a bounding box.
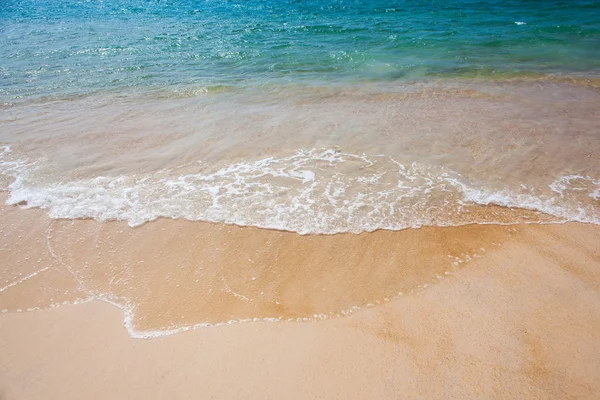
[1,196,599,398]
[2,1,600,398]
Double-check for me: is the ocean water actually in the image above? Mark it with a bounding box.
[0,0,599,234]
[2,0,600,104]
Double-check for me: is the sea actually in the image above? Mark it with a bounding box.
[1,0,599,234]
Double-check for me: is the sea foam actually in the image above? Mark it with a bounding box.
[1,147,598,234]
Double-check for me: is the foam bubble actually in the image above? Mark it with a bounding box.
[1,148,598,234]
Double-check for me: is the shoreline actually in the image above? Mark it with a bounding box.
[3,193,593,335]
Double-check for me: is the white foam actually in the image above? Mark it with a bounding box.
[458,175,600,225]
[1,147,598,235]
[0,145,34,179]
[0,266,50,293]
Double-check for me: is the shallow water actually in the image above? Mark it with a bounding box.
[2,0,599,231]
[1,79,599,233]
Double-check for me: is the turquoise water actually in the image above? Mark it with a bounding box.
[1,0,600,104]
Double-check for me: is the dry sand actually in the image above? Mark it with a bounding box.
[1,199,600,398]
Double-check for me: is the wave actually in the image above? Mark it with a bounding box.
[1,146,598,234]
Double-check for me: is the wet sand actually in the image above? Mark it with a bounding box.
[0,193,569,334]
[1,201,600,398]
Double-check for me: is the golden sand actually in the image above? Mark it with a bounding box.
[0,220,599,398]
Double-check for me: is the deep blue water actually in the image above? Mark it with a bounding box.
[1,0,599,104]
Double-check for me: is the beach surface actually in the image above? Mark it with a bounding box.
[1,198,599,399]
[1,2,600,397]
